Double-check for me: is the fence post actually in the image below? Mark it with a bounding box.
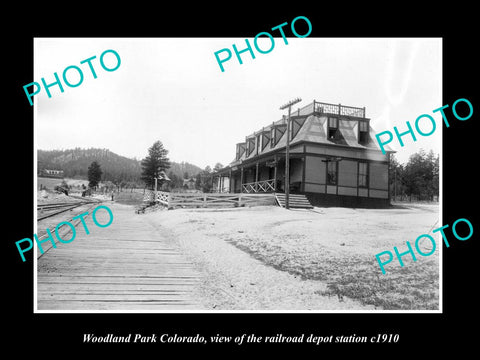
[203,193,207,207]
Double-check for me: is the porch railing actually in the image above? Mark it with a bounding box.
[242,179,276,193]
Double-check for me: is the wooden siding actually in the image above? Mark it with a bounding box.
[369,189,389,199]
[290,159,303,183]
[369,163,389,190]
[259,166,270,181]
[305,156,326,184]
[338,186,357,196]
[303,155,389,202]
[326,185,337,194]
[305,144,389,162]
[304,182,325,193]
[358,188,368,197]
[338,160,357,187]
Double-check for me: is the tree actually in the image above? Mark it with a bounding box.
[389,154,404,201]
[87,161,102,190]
[167,171,182,191]
[213,162,224,172]
[402,149,439,201]
[196,166,213,192]
[141,141,171,190]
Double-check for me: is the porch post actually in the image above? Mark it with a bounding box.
[240,167,244,193]
[274,154,277,192]
[229,169,233,193]
[255,162,259,192]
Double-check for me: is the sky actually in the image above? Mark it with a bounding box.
[34,37,442,168]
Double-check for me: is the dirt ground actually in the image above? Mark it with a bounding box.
[141,202,440,311]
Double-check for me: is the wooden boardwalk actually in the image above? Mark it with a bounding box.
[37,203,202,311]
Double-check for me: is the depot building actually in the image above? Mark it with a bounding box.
[212,100,394,208]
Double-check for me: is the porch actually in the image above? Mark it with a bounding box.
[212,154,305,194]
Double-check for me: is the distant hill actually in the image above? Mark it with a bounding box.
[37,148,203,184]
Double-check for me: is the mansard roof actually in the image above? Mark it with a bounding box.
[227,101,394,168]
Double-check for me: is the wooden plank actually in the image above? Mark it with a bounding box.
[37,203,202,311]
[38,300,199,310]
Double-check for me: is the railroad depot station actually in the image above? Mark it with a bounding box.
[212,100,394,208]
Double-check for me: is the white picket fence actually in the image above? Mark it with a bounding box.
[144,191,275,209]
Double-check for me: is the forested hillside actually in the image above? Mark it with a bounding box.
[37,148,202,185]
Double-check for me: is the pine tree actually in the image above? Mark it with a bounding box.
[87,161,102,189]
[141,141,171,189]
[213,162,224,172]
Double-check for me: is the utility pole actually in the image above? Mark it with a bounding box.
[279,97,302,209]
[394,166,397,202]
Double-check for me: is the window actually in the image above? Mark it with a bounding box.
[358,162,368,187]
[247,138,255,156]
[236,143,246,160]
[262,131,270,150]
[359,121,369,144]
[327,161,337,185]
[292,116,306,139]
[271,125,286,147]
[256,134,261,154]
[328,117,338,139]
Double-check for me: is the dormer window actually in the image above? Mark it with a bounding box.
[271,125,286,148]
[328,117,338,139]
[247,137,255,156]
[292,116,306,139]
[236,143,246,160]
[262,131,271,150]
[359,121,369,144]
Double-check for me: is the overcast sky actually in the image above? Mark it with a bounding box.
[34,37,442,168]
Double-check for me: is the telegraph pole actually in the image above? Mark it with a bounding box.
[279,97,302,209]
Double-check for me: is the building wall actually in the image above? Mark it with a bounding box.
[290,159,303,183]
[303,150,389,203]
[304,156,326,193]
[338,160,357,187]
[259,166,270,181]
[228,143,390,205]
[305,144,389,162]
[368,162,389,199]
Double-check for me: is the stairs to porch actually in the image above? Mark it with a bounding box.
[275,193,313,209]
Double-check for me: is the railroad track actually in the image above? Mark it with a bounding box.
[37,197,101,221]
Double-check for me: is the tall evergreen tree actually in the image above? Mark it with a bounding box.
[87,161,102,189]
[141,141,171,189]
[402,149,439,201]
[213,162,224,172]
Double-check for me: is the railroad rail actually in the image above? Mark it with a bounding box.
[37,197,101,221]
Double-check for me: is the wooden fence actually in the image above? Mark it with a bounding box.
[144,191,276,209]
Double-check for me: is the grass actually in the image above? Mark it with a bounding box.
[225,225,439,310]
[152,203,440,310]
[317,258,439,310]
